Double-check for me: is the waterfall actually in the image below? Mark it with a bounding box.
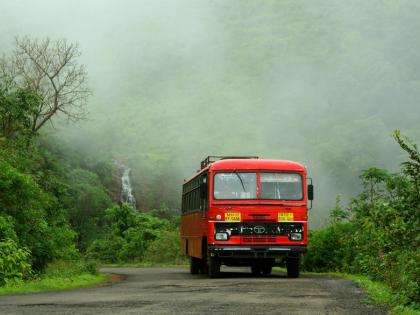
[117,162,137,209]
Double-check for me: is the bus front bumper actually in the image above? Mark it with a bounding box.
[208,245,307,259]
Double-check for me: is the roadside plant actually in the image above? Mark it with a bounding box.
[0,239,31,286]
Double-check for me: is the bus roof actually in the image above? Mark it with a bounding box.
[209,159,306,172]
[183,159,306,184]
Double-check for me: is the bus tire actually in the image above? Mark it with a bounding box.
[208,257,221,278]
[286,256,300,278]
[262,264,272,275]
[190,257,200,275]
[251,264,262,276]
[199,260,208,274]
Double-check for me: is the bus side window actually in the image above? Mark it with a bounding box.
[201,174,208,212]
[181,194,184,213]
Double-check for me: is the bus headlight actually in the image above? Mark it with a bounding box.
[290,232,302,241]
[215,232,229,241]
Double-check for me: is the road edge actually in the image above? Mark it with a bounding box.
[299,270,419,315]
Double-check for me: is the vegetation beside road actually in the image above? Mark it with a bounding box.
[86,204,185,265]
[0,260,108,295]
[0,37,181,293]
[303,130,419,313]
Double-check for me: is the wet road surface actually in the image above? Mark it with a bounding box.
[0,267,386,314]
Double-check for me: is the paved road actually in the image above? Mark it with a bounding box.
[0,267,386,315]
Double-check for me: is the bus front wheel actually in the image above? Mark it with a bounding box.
[208,256,221,278]
[286,256,300,278]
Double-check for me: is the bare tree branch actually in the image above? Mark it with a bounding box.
[0,36,91,133]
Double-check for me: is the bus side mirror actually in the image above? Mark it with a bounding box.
[308,184,314,201]
[200,183,208,199]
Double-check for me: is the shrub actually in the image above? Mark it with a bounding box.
[43,260,99,278]
[0,159,78,271]
[302,222,356,272]
[0,215,17,241]
[144,229,186,264]
[87,204,180,264]
[0,239,31,286]
[87,236,127,263]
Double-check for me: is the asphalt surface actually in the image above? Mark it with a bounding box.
[0,267,386,315]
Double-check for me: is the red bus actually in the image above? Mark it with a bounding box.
[180,156,313,278]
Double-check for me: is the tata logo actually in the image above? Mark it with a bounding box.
[253,226,265,234]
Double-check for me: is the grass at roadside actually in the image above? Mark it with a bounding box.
[0,260,111,296]
[335,273,419,315]
[278,268,419,315]
[0,273,109,295]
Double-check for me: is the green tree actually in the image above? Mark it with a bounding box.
[0,159,77,270]
[0,86,40,139]
[63,169,112,250]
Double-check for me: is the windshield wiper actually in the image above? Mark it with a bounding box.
[233,171,246,192]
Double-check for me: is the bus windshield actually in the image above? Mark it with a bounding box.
[260,173,302,200]
[214,173,257,199]
[213,172,302,200]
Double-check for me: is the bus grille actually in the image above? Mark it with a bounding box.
[215,222,303,237]
[243,237,276,243]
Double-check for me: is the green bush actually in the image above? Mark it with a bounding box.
[302,222,356,272]
[0,86,39,139]
[87,236,127,263]
[0,215,17,241]
[0,159,53,270]
[144,229,186,264]
[0,158,78,271]
[43,260,99,278]
[87,204,180,264]
[0,239,31,286]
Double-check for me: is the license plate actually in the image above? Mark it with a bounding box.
[278,212,294,221]
[225,212,241,222]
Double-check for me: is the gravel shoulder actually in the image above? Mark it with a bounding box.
[0,267,387,315]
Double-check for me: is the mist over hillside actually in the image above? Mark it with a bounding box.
[2,0,419,226]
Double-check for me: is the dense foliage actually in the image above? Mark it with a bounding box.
[303,131,420,307]
[0,86,40,139]
[0,54,181,285]
[0,238,31,286]
[0,78,115,283]
[0,137,114,280]
[87,204,184,264]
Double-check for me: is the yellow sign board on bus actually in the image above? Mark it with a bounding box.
[278,212,294,222]
[225,212,241,222]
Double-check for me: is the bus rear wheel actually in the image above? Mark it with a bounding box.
[286,256,300,278]
[190,257,200,275]
[262,264,272,275]
[251,264,262,276]
[208,256,221,278]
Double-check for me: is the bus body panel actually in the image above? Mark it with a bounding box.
[180,212,207,259]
